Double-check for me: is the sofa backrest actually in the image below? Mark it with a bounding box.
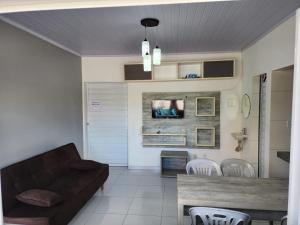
[1,143,81,214]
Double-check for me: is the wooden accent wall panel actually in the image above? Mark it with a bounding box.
[142,92,220,149]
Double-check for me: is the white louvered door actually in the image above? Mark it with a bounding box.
[86,83,128,166]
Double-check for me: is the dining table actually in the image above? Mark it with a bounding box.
[177,174,288,225]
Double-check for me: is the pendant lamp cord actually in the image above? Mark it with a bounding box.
[155,26,158,48]
[144,26,147,40]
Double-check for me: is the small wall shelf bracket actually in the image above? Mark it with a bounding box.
[231,128,248,152]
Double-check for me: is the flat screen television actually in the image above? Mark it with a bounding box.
[152,99,184,119]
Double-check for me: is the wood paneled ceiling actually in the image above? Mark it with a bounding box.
[1,0,300,55]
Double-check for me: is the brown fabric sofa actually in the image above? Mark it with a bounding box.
[1,143,109,225]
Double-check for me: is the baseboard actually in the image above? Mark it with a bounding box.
[128,166,160,171]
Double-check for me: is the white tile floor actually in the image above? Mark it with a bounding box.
[68,167,278,225]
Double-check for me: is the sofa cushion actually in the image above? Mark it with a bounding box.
[69,160,103,171]
[16,189,63,207]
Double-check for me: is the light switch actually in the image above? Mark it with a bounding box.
[227,98,237,107]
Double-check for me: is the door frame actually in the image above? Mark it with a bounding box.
[288,8,300,225]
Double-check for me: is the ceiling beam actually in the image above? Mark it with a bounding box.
[0,0,241,14]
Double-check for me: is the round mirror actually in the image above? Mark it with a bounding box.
[241,94,251,118]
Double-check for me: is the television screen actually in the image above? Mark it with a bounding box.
[152,100,184,119]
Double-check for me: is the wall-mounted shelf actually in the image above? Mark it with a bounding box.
[231,129,248,152]
[196,127,216,147]
[142,133,186,136]
[126,77,234,82]
[124,59,235,81]
[153,63,178,80]
[178,62,202,79]
[142,133,187,146]
[196,97,216,116]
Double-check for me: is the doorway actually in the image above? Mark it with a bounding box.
[255,67,294,179]
[85,83,128,166]
[269,67,294,178]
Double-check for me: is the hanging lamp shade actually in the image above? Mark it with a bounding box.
[153,46,161,65]
[143,52,152,72]
[142,39,150,57]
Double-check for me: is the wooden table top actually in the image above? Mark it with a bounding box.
[177,175,288,212]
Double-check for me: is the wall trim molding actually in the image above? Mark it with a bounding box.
[0,16,80,56]
[81,51,241,58]
[0,0,236,14]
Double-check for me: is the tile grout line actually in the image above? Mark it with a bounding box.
[122,185,137,225]
[71,168,177,225]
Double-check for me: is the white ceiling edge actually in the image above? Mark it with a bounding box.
[0,0,242,14]
[0,16,80,56]
[81,51,241,58]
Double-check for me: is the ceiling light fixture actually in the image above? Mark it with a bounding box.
[143,52,152,72]
[142,38,150,57]
[141,18,161,71]
[153,46,161,65]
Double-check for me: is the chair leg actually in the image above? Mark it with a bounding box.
[269,221,274,225]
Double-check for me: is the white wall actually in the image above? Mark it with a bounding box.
[243,75,260,175]
[241,15,296,177]
[0,20,83,169]
[0,20,83,224]
[82,52,243,169]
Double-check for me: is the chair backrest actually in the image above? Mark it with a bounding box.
[186,158,222,176]
[189,207,251,225]
[220,159,256,178]
[281,215,287,225]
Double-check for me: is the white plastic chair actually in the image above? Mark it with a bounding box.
[189,207,251,225]
[281,215,287,225]
[186,158,222,176]
[220,159,256,178]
